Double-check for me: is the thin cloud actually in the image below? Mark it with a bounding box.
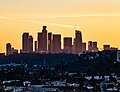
[45,13,120,18]
[0,15,80,29]
[20,20,80,29]
[9,13,120,19]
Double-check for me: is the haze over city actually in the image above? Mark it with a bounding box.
[0,0,120,53]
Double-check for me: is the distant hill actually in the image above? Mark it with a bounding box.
[0,54,78,66]
[54,51,120,75]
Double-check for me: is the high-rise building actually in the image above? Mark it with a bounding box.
[37,26,48,53]
[74,30,82,54]
[6,43,11,56]
[88,41,93,52]
[48,32,52,53]
[92,41,98,52]
[103,45,110,50]
[29,35,33,53]
[63,37,72,53]
[34,41,37,53]
[42,26,47,52]
[22,32,29,53]
[38,32,42,53]
[52,34,61,53]
[82,42,86,52]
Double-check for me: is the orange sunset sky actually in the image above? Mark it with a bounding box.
[0,0,120,52]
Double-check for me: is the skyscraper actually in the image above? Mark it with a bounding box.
[52,34,61,53]
[22,32,29,53]
[63,37,72,53]
[82,42,86,52]
[29,35,33,53]
[88,41,93,52]
[34,41,37,53]
[37,26,48,53]
[48,32,52,53]
[38,32,42,53]
[42,26,47,52]
[92,41,98,52]
[74,30,82,54]
[6,43,11,56]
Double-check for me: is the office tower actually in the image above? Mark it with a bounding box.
[6,43,11,56]
[38,32,42,53]
[29,35,33,53]
[103,45,110,50]
[34,41,37,53]
[22,32,29,53]
[42,26,47,52]
[82,42,86,52]
[74,30,82,54]
[48,32,52,53]
[88,41,93,52]
[93,41,98,52]
[38,26,48,53]
[63,37,72,53]
[52,34,61,53]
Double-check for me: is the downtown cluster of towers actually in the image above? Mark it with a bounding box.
[21,26,98,54]
[21,25,88,54]
[6,26,117,56]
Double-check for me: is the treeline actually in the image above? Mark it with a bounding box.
[54,51,120,75]
[0,53,78,65]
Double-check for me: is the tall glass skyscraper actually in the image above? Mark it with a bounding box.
[52,34,61,53]
[22,32,29,53]
[74,30,82,54]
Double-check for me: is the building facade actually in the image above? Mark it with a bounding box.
[34,41,37,53]
[38,32,42,53]
[103,45,110,50]
[22,33,29,53]
[52,34,61,53]
[6,43,11,56]
[48,32,52,53]
[63,37,72,53]
[82,42,86,52]
[42,26,47,52]
[74,30,82,54]
[29,35,33,53]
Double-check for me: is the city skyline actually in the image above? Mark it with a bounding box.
[0,0,120,52]
[5,25,118,55]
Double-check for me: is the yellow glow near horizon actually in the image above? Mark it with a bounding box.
[0,0,120,52]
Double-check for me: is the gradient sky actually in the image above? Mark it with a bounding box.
[0,0,120,52]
